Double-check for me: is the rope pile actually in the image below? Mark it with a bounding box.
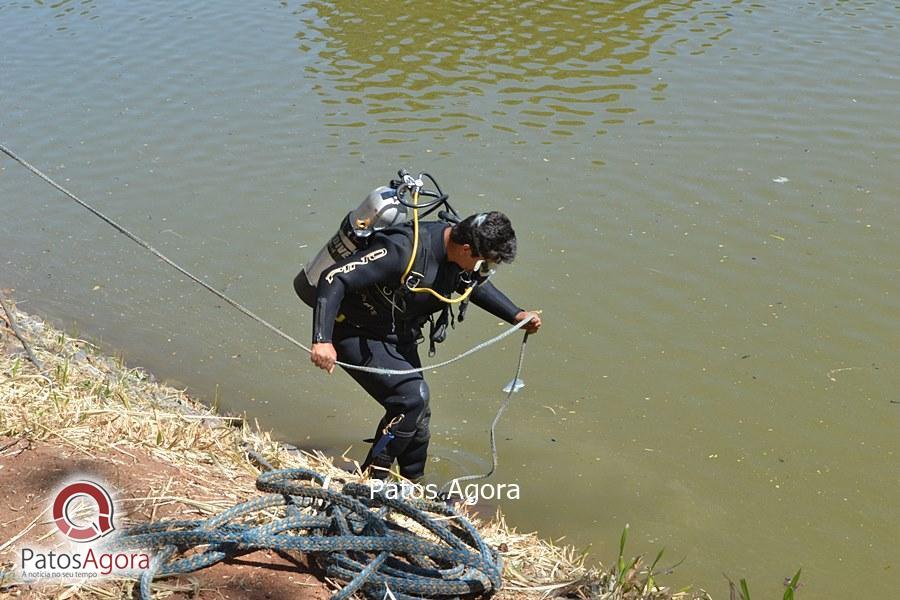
[113,467,503,600]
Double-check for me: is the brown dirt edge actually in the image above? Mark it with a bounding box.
[0,438,329,600]
[0,293,707,600]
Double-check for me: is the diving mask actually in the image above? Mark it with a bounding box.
[473,258,498,279]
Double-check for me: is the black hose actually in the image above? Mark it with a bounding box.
[420,172,444,198]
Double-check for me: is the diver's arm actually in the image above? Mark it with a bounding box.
[312,238,405,344]
[471,281,542,334]
[470,281,523,324]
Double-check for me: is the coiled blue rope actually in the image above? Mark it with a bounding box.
[112,467,502,600]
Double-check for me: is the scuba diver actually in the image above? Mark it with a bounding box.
[294,171,541,481]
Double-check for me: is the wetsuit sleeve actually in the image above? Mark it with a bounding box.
[313,237,407,343]
[470,280,523,324]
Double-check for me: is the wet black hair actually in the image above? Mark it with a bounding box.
[450,211,517,263]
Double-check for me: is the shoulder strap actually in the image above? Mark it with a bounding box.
[376,222,432,289]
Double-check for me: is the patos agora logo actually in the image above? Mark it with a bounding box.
[52,481,115,542]
[17,478,149,582]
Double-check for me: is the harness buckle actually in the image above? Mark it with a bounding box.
[404,272,423,290]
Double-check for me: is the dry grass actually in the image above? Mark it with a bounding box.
[0,298,710,599]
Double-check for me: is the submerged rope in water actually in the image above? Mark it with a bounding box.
[441,332,530,494]
[114,467,502,600]
[0,142,531,376]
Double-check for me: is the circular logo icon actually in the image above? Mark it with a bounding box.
[53,481,115,542]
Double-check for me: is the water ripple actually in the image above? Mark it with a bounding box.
[286,0,739,147]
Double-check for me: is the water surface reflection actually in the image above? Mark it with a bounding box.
[287,0,736,147]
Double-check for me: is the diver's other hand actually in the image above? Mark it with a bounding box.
[311,342,337,374]
[514,310,542,334]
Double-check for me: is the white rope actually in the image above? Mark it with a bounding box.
[441,332,529,493]
[0,142,530,376]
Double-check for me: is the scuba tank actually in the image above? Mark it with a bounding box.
[294,170,458,308]
[295,185,408,307]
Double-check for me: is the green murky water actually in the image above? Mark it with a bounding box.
[2,1,898,596]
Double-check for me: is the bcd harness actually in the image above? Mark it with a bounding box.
[375,218,481,356]
[400,188,479,355]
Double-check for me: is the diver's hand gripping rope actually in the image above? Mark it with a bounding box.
[0,143,529,376]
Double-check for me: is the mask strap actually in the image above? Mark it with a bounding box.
[470,213,488,257]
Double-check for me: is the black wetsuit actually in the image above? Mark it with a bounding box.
[296,221,521,479]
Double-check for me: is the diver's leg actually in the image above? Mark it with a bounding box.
[371,376,430,478]
[397,400,430,481]
[334,334,428,477]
